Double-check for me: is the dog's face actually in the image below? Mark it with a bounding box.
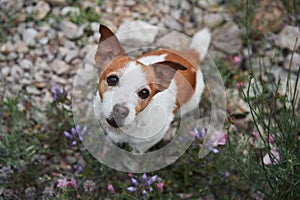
[98,56,158,128]
[95,25,186,129]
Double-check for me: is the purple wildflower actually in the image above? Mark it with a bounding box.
[127,173,157,200]
[76,164,84,173]
[52,83,67,101]
[57,178,69,188]
[64,124,87,145]
[224,172,230,177]
[191,128,226,154]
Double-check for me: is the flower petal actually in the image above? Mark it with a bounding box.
[142,173,147,183]
[127,186,137,192]
[147,175,157,186]
[131,178,139,186]
[263,150,280,165]
[64,131,73,139]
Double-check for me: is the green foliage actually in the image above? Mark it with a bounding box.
[69,7,101,25]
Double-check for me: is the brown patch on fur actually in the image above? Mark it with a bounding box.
[97,56,132,101]
[135,61,158,114]
[138,49,199,113]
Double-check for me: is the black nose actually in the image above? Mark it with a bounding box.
[113,104,129,119]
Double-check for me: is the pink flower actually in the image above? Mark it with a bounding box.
[236,82,244,88]
[57,178,69,188]
[107,184,115,193]
[233,56,241,65]
[252,130,259,140]
[128,173,133,177]
[216,132,227,146]
[157,182,164,192]
[268,134,275,145]
[263,150,280,165]
[69,179,77,190]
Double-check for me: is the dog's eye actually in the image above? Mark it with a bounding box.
[107,75,119,86]
[138,88,150,99]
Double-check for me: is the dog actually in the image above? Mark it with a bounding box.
[94,24,211,153]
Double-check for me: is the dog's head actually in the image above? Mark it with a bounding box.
[95,25,186,129]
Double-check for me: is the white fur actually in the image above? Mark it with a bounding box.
[189,28,211,61]
[137,54,167,65]
[177,69,205,116]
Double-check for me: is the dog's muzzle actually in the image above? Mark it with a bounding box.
[106,104,129,128]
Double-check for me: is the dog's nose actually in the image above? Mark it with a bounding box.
[113,104,129,119]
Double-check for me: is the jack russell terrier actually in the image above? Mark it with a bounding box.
[94,24,211,153]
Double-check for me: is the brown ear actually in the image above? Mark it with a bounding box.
[151,61,187,91]
[95,25,125,70]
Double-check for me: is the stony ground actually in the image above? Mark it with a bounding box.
[0,0,299,199]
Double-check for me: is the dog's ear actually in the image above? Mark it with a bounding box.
[95,25,125,71]
[151,61,187,91]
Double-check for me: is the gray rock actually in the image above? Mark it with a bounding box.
[31,1,50,20]
[19,59,33,70]
[20,78,32,85]
[34,71,46,82]
[204,13,224,28]
[90,22,100,32]
[171,10,182,20]
[275,25,300,50]
[60,20,84,40]
[61,6,80,16]
[180,0,191,10]
[50,59,71,75]
[1,66,10,77]
[51,74,68,84]
[270,65,300,108]
[65,49,78,63]
[156,32,190,50]
[116,20,159,45]
[22,28,38,46]
[39,37,49,45]
[64,40,77,49]
[284,53,300,73]
[11,65,24,78]
[213,22,242,54]
[0,166,13,184]
[227,88,250,115]
[17,23,26,34]
[26,86,40,95]
[47,28,57,39]
[149,16,159,25]
[14,41,29,53]
[163,15,182,31]
[1,42,14,54]
[0,54,5,61]
[7,52,18,60]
